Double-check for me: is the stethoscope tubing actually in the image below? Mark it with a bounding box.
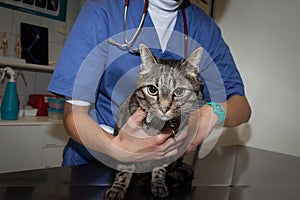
[123,0,148,49]
[109,0,188,57]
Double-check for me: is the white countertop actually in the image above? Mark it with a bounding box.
[0,116,63,126]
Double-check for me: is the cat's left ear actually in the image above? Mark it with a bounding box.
[182,47,204,76]
[139,43,157,74]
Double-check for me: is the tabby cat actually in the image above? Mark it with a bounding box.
[104,43,204,200]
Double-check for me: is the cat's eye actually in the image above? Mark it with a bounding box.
[174,88,185,97]
[147,85,158,96]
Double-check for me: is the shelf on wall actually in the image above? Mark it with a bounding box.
[0,59,55,73]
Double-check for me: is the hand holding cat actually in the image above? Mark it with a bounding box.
[109,108,187,163]
[184,105,220,154]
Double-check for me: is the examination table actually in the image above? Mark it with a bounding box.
[0,145,299,199]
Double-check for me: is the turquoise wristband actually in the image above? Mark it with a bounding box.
[204,102,226,126]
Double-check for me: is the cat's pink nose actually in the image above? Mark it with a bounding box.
[159,106,170,114]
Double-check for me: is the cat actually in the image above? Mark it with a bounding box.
[104,43,204,200]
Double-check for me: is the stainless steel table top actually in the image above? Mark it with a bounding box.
[0,145,299,200]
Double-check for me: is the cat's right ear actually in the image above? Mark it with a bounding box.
[139,43,157,74]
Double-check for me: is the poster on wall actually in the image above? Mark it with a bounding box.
[21,23,48,65]
[0,0,67,21]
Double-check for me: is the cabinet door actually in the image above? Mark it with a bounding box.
[43,124,69,147]
[42,146,65,168]
[42,124,69,168]
[0,126,43,173]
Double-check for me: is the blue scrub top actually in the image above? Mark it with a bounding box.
[48,0,245,166]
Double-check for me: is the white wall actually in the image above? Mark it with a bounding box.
[215,0,300,157]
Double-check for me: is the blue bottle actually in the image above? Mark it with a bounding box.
[1,68,19,120]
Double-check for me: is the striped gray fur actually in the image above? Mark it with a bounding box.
[104,43,203,200]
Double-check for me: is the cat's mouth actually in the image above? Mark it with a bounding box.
[143,112,181,135]
[151,111,174,121]
[158,114,171,121]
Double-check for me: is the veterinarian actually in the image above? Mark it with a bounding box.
[48,0,251,167]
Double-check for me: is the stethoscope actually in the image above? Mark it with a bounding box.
[108,0,188,58]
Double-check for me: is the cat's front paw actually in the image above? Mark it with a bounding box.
[151,184,169,198]
[104,187,126,200]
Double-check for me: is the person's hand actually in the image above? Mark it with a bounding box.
[185,105,219,154]
[108,108,187,163]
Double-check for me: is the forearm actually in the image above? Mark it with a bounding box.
[222,95,251,127]
[186,94,251,153]
[63,103,114,156]
[64,111,114,148]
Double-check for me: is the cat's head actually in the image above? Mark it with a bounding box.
[136,43,203,121]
